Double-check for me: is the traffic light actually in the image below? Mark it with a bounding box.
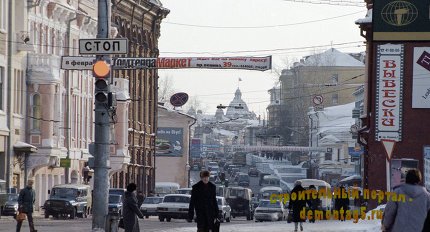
[93,60,110,104]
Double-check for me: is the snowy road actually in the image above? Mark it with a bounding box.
[153,220,381,232]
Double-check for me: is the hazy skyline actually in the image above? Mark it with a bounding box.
[157,0,367,116]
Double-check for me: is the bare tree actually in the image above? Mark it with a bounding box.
[183,96,209,114]
[158,75,176,105]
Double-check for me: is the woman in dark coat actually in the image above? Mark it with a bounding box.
[288,180,308,232]
[188,170,219,232]
[308,185,321,223]
[123,183,144,232]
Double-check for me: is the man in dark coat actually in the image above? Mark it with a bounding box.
[123,183,144,232]
[16,179,37,232]
[334,185,349,221]
[188,170,220,232]
[288,180,308,232]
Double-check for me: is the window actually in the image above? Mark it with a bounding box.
[325,152,331,161]
[0,66,3,110]
[332,93,338,105]
[332,74,338,83]
[32,94,41,130]
[0,0,6,31]
[13,69,23,114]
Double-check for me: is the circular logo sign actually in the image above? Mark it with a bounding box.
[381,1,418,27]
[170,92,189,107]
[312,95,323,105]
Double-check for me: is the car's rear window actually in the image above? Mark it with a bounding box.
[163,196,190,203]
[143,197,163,204]
[258,200,281,208]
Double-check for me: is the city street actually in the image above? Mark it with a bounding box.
[0,215,381,232]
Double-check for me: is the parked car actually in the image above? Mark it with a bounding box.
[254,200,287,222]
[140,196,163,218]
[1,194,19,216]
[108,194,123,217]
[44,184,92,219]
[217,196,231,222]
[157,194,191,222]
[248,167,259,177]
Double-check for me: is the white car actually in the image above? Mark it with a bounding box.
[140,196,163,218]
[217,196,231,222]
[254,200,287,222]
[157,194,190,222]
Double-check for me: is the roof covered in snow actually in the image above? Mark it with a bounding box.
[355,9,372,24]
[315,102,356,135]
[303,48,364,67]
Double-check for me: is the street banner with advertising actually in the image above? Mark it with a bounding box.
[412,47,430,108]
[112,56,272,71]
[156,127,184,157]
[375,44,404,142]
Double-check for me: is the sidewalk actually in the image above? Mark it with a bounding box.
[0,210,44,221]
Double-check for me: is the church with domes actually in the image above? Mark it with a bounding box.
[224,88,256,120]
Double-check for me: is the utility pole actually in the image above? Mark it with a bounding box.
[92,0,111,230]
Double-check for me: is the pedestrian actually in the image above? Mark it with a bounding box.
[188,170,220,232]
[382,169,430,232]
[288,180,308,232]
[16,179,37,232]
[334,185,349,221]
[123,183,144,232]
[136,190,145,208]
[307,185,321,223]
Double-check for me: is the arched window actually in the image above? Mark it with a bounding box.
[32,94,41,130]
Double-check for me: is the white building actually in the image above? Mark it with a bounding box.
[155,106,196,188]
[308,102,356,186]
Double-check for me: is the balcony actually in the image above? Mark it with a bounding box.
[27,54,61,83]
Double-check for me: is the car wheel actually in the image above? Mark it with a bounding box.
[70,208,76,219]
[166,217,171,222]
[145,215,149,219]
[159,216,165,222]
[44,212,49,219]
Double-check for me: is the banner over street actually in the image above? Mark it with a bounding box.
[112,56,272,71]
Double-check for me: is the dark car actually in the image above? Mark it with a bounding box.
[1,194,19,216]
[108,194,123,217]
[248,167,259,177]
[237,174,250,187]
[44,184,91,219]
[109,188,126,198]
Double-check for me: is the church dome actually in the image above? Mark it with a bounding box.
[225,88,253,119]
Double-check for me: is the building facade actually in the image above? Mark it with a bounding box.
[357,3,430,205]
[278,49,365,147]
[155,106,195,188]
[109,0,169,195]
[0,0,168,210]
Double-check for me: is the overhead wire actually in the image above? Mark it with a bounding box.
[162,10,365,29]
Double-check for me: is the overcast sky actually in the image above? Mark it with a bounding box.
[157,0,367,117]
